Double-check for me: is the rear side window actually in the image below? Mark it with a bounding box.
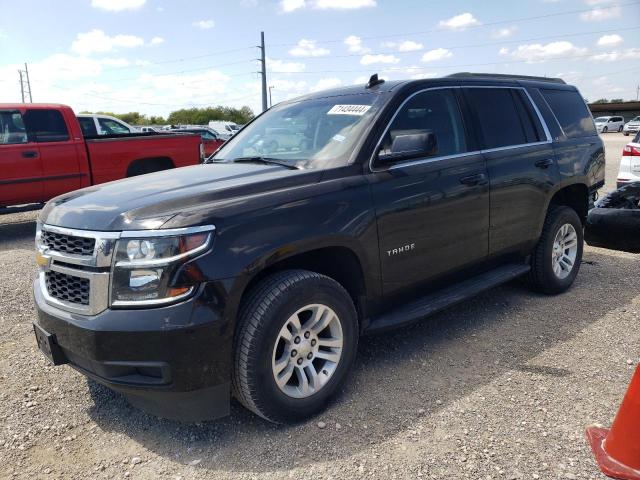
[98,118,130,134]
[24,109,70,142]
[465,88,540,149]
[78,117,97,137]
[540,89,596,139]
[0,111,28,145]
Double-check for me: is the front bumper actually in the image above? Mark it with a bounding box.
[33,279,233,421]
[623,125,639,134]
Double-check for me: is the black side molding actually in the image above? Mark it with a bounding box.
[365,263,531,334]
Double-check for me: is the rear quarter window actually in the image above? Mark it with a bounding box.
[24,109,70,142]
[540,89,596,139]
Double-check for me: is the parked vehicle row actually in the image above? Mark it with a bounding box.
[0,104,204,208]
[32,73,604,423]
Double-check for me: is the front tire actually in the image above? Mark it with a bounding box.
[528,206,583,294]
[618,126,623,132]
[232,270,358,423]
[602,126,608,133]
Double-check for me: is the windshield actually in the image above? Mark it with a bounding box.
[212,93,385,170]
[594,117,609,122]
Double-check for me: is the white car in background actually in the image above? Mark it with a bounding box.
[623,116,640,136]
[208,120,239,140]
[77,114,137,136]
[594,115,625,133]
[617,132,640,188]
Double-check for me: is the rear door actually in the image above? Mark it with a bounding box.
[23,108,84,200]
[463,86,557,257]
[0,109,43,206]
[369,87,490,295]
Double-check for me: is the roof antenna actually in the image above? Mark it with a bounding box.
[366,73,385,89]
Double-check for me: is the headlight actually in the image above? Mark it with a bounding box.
[110,226,214,307]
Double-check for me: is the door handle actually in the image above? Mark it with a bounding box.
[22,150,38,158]
[535,159,553,169]
[459,173,487,186]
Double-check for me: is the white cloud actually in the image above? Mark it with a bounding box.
[491,26,517,39]
[360,54,400,65]
[281,0,375,12]
[150,36,164,45]
[499,47,510,55]
[310,77,342,92]
[580,5,620,21]
[267,57,306,73]
[421,48,453,62]
[313,0,376,9]
[101,57,131,67]
[589,48,640,62]
[597,34,623,47]
[280,0,306,12]
[289,39,330,57]
[382,40,423,52]
[438,13,480,31]
[344,35,369,54]
[193,19,215,29]
[509,41,588,62]
[410,72,439,80]
[91,0,146,11]
[71,29,145,55]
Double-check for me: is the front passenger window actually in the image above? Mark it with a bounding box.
[379,89,467,161]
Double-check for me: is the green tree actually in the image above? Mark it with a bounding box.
[167,106,254,126]
[610,98,624,103]
[592,99,609,104]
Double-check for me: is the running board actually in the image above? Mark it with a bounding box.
[365,263,531,334]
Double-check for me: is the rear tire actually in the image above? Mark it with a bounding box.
[232,270,358,423]
[528,206,583,294]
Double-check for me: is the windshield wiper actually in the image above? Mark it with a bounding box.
[230,156,300,170]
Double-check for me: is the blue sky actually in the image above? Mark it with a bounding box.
[0,0,638,117]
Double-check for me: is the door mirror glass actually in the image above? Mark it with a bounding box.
[378,130,437,163]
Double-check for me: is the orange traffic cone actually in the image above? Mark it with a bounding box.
[586,364,640,480]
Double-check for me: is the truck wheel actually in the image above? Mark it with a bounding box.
[618,126,623,132]
[232,270,358,423]
[602,126,608,133]
[528,206,583,294]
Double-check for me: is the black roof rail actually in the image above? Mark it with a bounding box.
[446,72,566,85]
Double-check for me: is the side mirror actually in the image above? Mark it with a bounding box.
[377,131,438,164]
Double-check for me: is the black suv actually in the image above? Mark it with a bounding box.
[33,73,605,423]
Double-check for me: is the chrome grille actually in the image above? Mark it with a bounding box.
[41,230,95,256]
[45,271,90,306]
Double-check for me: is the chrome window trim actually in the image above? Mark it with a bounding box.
[369,85,553,173]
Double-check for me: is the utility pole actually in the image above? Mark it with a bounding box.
[259,31,268,112]
[18,63,32,103]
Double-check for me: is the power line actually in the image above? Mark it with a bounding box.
[266,49,640,75]
[268,1,640,47]
[271,25,640,61]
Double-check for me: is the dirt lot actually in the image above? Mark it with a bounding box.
[1,133,638,480]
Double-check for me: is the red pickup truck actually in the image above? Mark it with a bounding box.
[0,104,203,208]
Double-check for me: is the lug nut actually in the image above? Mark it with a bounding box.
[291,350,297,357]
[307,353,313,360]
[294,336,301,344]
[311,339,316,346]
[304,331,310,339]
[297,358,303,365]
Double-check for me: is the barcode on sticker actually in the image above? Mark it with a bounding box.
[327,105,371,116]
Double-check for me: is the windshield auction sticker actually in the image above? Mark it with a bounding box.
[327,105,371,116]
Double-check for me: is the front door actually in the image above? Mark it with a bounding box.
[368,88,490,296]
[0,109,43,206]
[23,108,84,201]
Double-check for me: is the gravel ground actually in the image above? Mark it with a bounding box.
[1,134,638,480]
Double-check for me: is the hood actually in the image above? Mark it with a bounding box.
[40,163,320,231]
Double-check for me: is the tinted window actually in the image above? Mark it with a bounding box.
[513,90,544,143]
[380,88,467,159]
[77,117,97,137]
[0,111,28,145]
[465,88,530,149]
[23,109,70,142]
[98,118,130,134]
[541,89,596,138]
